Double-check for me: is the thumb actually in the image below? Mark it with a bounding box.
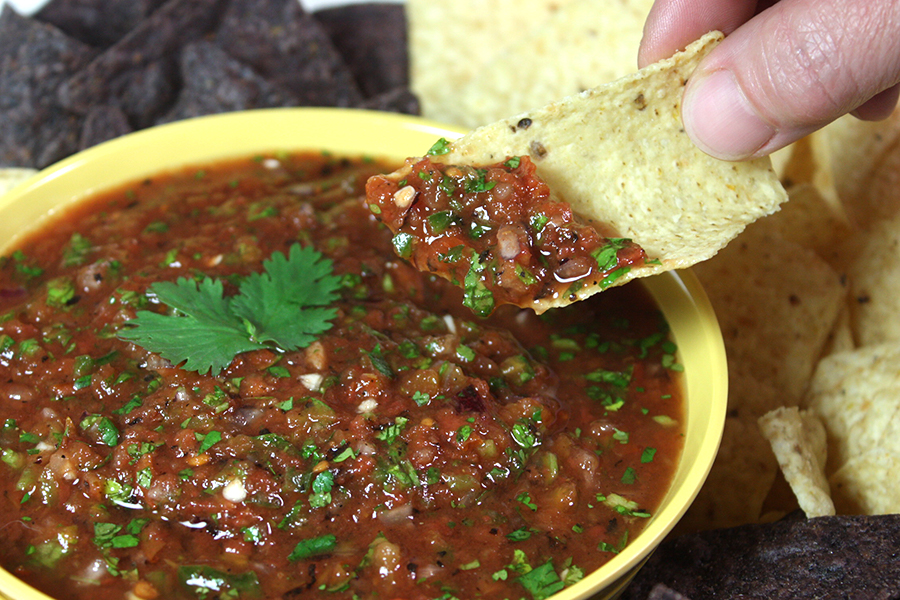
[681,0,900,160]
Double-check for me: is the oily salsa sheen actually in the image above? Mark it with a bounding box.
[0,152,684,600]
[365,152,651,315]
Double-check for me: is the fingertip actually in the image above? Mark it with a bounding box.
[682,69,777,161]
[851,84,900,121]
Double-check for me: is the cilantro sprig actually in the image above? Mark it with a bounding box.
[119,244,340,375]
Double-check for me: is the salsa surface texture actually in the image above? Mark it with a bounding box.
[0,153,684,600]
[365,153,650,315]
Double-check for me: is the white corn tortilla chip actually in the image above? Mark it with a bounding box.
[806,342,900,471]
[692,219,846,402]
[820,106,900,227]
[758,407,835,518]
[408,0,582,123]
[0,168,37,197]
[676,415,778,532]
[765,183,854,260]
[847,212,900,346]
[437,32,787,309]
[829,451,900,515]
[441,0,653,129]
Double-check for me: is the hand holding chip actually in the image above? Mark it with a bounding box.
[640,0,900,161]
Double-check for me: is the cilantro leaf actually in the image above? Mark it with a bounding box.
[118,244,340,375]
[119,278,265,375]
[230,245,340,350]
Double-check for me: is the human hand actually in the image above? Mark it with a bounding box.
[639,0,900,160]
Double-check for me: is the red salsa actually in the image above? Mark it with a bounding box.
[365,152,651,315]
[0,153,683,600]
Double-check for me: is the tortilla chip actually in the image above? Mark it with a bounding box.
[846,212,900,346]
[156,41,300,124]
[820,301,856,357]
[622,514,900,599]
[691,218,846,403]
[0,168,38,197]
[764,182,855,261]
[758,407,835,518]
[675,416,778,532]
[859,134,900,228]
[768,143,795,181]
[78,103,132,149]
[314,3,408,99]
[408,0,583,122]
[56,0,225,114]
[213,0,361,107]
[806,343,900,471]
[360,87,420,116]
[438,32,787,310]
[776,134,842,212]
[440,0,653,128]
[107,59,178,129]
[35,0,165,48]
[726,363,784,421]
[820,107,900,226]
[0,6,96,168]
[829,451,900,515]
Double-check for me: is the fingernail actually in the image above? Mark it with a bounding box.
[682,69,776,160]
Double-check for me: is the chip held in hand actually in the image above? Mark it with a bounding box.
[368,32,788,313]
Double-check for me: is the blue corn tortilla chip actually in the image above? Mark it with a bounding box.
[360,86,420,116]
[313,3,409,99]
[57,0,226,113]
[78,104,133,150]
[213,0,362,107]
[313,3,408,99]
[621,514,900,599]
[156,41,301,124]
[107,58,178,128]
[0,6,95,167]
[35,0,166,49]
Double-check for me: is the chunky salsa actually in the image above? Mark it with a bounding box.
[365,148,652,315]
[0,152,683,600]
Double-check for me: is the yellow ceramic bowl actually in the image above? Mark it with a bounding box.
[0,108,727,600]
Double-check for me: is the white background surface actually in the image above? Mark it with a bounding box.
[0,0,400,16]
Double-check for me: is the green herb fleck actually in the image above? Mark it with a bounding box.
[426,138,451,156]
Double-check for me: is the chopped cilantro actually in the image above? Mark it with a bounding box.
[392,232,415,258]
[366,345,395,377]
[309,471,334,508]
[464,169,496,193]
[62,233,93,267]
[376,417,408,445]
[591,238,631,272]
[516,492,537,511]
[506,528,532,542]
[530,213,549,234]
[196,430,222,454]
[46,277,75,308]
[426,137,451,156]
[288,534,337,561]
[641,447,657,463]
[462,254,494,317]
[517,559,565,600]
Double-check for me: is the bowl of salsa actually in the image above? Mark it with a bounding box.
[0,108,726,600]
